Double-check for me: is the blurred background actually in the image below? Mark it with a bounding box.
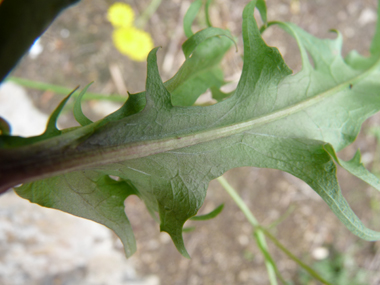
[1,0,380,284]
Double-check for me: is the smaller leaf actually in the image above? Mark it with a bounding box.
[182,227,196,233]
[205,0,213,27]
[183,0,202,38]
[190,203,224,221]
[172,67,224,106]
[73,83,93,126]
[210,86,233,102]
[256,0,268,27]
[370,0,380,54]
[182,27,236,58]
[45,86,79,136]
[146,47,173,110]
[324,144,380,192]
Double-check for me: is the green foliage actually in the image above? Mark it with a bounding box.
[2,0,380,263]
[189,203,224,221]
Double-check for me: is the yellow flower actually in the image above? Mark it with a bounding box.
[107,2,135,28]
[113,27,154,62]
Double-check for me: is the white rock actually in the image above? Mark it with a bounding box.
[29,38,44,59]
[0,82,48,136]
[312,246,329,260]
[358,8,377,26]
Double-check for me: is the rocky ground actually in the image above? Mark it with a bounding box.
[1,0,380,284]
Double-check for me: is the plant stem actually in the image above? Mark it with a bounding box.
[261,227,334,285]
[135,0,162,29]
[216,175,334,285]
[7,77,127,102]
[217,176,258,225]
[217,176,279,285]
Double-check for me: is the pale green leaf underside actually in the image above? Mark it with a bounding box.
[14,0,380,257]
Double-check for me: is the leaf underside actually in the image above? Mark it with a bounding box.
[3,0,380,257]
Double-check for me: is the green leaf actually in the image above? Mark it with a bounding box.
[182,27,236,58]
[325,145,380,192]
[190,204,224,220]
[4,0,380,258]
[210,86,233,102]
[16,172,139,257]
[169,32,232,106]
[182,226,196,233]
[256,0,268,26]
[205,0,213,27]
[183,0,202,38]
[117,32,233,110]
[371,0,380,54]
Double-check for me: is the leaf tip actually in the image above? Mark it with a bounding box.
[160,225,191,259]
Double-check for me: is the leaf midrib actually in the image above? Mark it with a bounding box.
[92,59,379,167]
[2,58,378,191]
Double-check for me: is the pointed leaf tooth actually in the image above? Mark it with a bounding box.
[145,47,173,110]
[324,144,380,192]
[267,21,313,70]
[231,2,291,117]
[240,2,292,90]
[44,86,79,135]
[190,203,224,221]
[159,222,190,258]
[274,22,346,73]
[73,83,94,126]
